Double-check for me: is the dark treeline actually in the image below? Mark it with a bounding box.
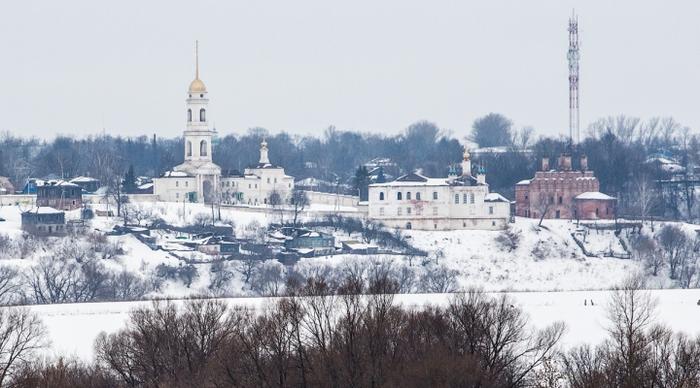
[2,114,698,217]
[3,277,699,387]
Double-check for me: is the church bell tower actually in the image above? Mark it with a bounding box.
[184,41,213,162]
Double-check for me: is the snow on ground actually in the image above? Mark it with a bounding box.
[403,217,641,291]
[22,289,700,361]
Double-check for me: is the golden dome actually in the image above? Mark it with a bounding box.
[189,78,207,93]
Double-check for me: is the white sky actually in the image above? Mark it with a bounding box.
[1,1,698,140]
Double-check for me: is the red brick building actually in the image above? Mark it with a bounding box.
[515,154,616,220]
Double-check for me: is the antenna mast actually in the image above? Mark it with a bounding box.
[567,11,580,146]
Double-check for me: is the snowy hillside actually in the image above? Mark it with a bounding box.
[0,202,689,303]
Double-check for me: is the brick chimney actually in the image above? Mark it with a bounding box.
[541,157,550,171]
[580,155,588,171]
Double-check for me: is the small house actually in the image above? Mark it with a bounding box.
[341,240,379,254]
[36,180,83,210]
[70,176,101,193]
[21,207,66,235]
[284,231,335,255]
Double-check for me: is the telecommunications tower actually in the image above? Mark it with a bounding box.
[567,11,580,146]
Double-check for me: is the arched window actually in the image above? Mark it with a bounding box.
[199,108,206,122]
[379,192,385,201]
[416,192,421,200]
[406,222,412,230]
[200,140,208,156]
[407,192,411,200]
[397,192,402,200]
[186,141,192,157]
[187,109,192,122]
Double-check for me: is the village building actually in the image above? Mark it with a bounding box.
[367,150,511,230]
[154,44,293,205]
[69,176,100,193]
[36,180,83,210]
[21,207,66,235]
[515,154,616,220]
[220,140,294,206]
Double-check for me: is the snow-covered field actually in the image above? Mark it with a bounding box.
[25,289,700,361]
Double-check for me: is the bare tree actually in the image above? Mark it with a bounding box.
[656,225,690,279]
[251,260,286,296]
[289,189,309,227]
[420,264,458,293]
[0,307,47,386]
[631,234,662,276]
[0,267,20,305]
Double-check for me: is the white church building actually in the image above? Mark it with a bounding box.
[367,150,511,230]
[154,44,294,205]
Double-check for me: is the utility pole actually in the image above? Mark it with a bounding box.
[567,11,581,147]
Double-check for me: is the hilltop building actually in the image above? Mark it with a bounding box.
[220,140,294,206]
[367,150,510,230]
[515,154,616,220]
[154,44,293,205]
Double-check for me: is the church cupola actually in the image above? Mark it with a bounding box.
[259,139,270,165]
[461,149,472,177]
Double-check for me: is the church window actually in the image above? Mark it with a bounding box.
[416,192,421,200]
[463,193,468,203]
[407,207,411,215]
[274,178,277,183]
[185,181,188,187]
[558,196,563,204]
[397,192,402,200]
[176,181,179,187]
[267,178,270,184]
[379,192,385,201]
[187,109,192,122]
[432,192,438,200]
[454,194,459,204]
[186,141,192,157]
[489,206,494,215]
[176,193,179,199]
[200,140,208,156]
[379,207,384,216]
[397,208,402,216]
[470,193,475,204]
[255,184,258,188]
[200,108,206,122]
[407,192,411,200]
[200,94,204,98]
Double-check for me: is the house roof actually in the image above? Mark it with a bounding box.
[70,176,99,183]
[160,171,191,178]
[24,206,64,215]
[575,191,616,201]
[484,193,510,202]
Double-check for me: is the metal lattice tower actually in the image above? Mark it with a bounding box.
[567,11,580,145]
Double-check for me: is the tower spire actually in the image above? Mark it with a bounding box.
[567,10,581,146]
[195,40,199,80]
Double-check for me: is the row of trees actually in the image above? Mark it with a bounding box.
[2,277,699,387]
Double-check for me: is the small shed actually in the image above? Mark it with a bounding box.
[341,240,379,254]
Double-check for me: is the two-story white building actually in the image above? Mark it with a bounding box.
[367,151,510,230]
[220,140,294,206]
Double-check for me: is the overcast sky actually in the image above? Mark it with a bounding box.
[1,1,698,141]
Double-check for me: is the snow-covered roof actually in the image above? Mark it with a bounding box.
[70,176,99,183]
[161,171,191,178]
[516,179,531,185]
[24,206,64,215]
[575,192,616,201]
[41,180,80,188]
[137,183,154,190]
[370,172,448,187]
[484,193,510,203]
